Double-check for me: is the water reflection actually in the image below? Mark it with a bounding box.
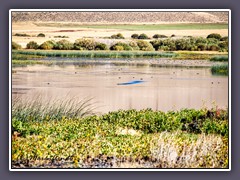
[12,61,228,114]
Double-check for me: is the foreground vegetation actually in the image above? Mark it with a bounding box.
[12,98,228,168]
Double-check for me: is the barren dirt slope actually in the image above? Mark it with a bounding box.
[11,12,228,24]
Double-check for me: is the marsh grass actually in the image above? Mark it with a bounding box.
[12,95,97,122]
[174,52,219,60]
[13,50,177,59]
[12,60,53,66]
[211,64,228,75]
[210,55,228,62]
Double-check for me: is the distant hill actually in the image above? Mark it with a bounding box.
[11,11,228,24]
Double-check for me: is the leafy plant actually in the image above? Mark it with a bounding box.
[110,33,125,39]
[131,34,139,39]
[207,33,221,40]
[152,34,168,39]
[12,42,22,50]
[37,33,46,37]
[138,33,150,39]
[26,41,39,49]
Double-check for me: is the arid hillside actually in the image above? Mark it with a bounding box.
[11,11,228,24]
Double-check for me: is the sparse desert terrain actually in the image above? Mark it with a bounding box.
[12,12,228,48]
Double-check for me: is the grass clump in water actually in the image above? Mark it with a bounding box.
[12,96,96,123]
[211,64,228,75]
[210,55,228,62]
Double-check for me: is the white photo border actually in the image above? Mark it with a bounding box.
[9,9,231,171]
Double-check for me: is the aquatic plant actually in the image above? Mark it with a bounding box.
[210,55,228,62]
[211,64,228,75]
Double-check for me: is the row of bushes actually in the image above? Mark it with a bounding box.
[14,33,46,37]
[12,39,155,51]
[150,36,228,52]
[110,33,227,40]
[12,36,228,52]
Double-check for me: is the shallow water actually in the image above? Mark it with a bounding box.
[12,60,228,114]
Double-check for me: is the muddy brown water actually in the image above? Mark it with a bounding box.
[12,60,228,114]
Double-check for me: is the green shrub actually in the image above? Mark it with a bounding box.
[129,41,140,50]
[54,40,73,50]
[138,33,150,39]
[110,42,132,51]
[195,37,208,44]
[153,34,168,39]
[208,44,220,51]
[54,35,69,38]
[175,39,190,50]
[220,36,228,41]
[171,34,176,37]
[26,41,39,49]
[207,38,219,44]
[218,41,228,49]
[74,38,96,50]
[14,33,30,37]
[37,33,46,37]
[12,42,22,50]
[95,43,108,50]
[150,39,176,51]
[210,56,228,62]
[207,33,221,40]
[39,40,56,50]
[137,40,154,51]
[112,45,124,51]
[197,43,207,51]
[131,34,139,39]
[211,64,228,75]
[110,33,125,39]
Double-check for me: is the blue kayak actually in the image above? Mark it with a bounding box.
[117,80,145,85]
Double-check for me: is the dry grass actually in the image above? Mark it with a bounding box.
[150,131,227,168]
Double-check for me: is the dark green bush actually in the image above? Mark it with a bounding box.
[208,44,220,51]
[54,35,69,38]
[218,41,228,49]
[26,41,39,49]
[111,33,125,39]
[74,38,96,50]
[207,33,221,40]
[211,64,228,76]
[153,34,168,39]
[110,42,133,51]
[54,40,73,50]
[129,41,140,50]
[138,33,150,39]
[220,36,228,41]
[95,42,108,50]
[131,34,139,39]
[12,42,22,50]
[210,56,228,62]
[37,33,46,37]
[171,34,176,37]
[14,33,30,37]
[197,43,207,51]
[137,40,154,51]
[39,40,56,50]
